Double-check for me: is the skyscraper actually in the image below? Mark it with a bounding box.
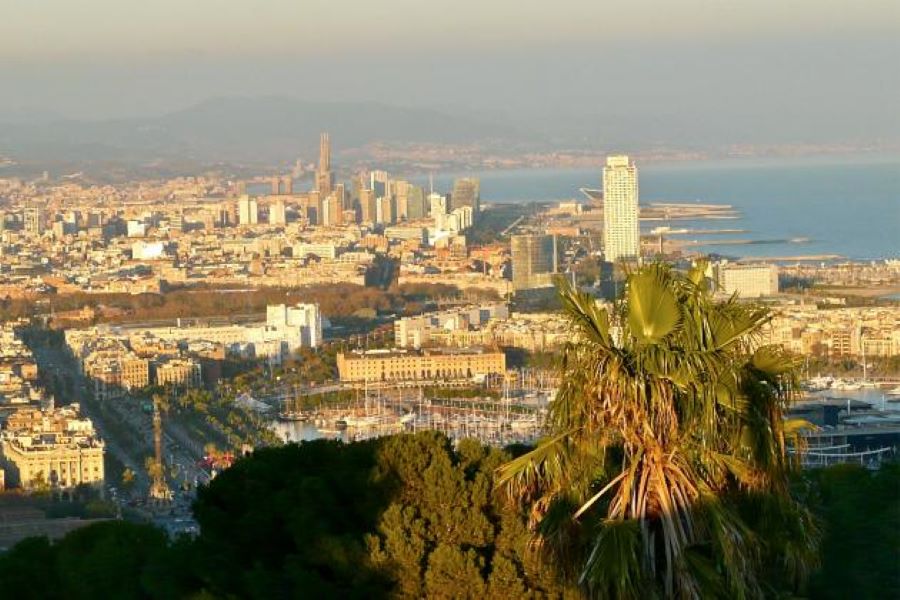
[316,133,334,196]
[511,234,557,291]
[269,199,286,225]
[451,177,480,214]
[370,170,389,198]
[322,194,342,227]
[406,185,427,220]
[238,195,258,225]
[359,189,377,224]
[429,193,447,218]
[392,179,410,221]
[602,155,640,263]
[23,207,43,235]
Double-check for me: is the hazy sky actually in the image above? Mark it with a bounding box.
[2,0,899,144]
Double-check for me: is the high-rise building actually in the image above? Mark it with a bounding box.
[360,189,377,224]
[322,193,343,227]
[602,155,640,263]
[511,234,558,291]
[238,195,258,225]
[334,183,346,211]
[451,177,480,214]
[429,193,448,218]
[316,133,334,196]
[266,303,322,349]
[392,180,410,221]
[269,199,287,226]
[281,175,293,195]
[23,207,43,235]
[406,185,427,220]
[376,195,395,225]
[370,170,389,198]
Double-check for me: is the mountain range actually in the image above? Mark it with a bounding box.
[0,96,530,167]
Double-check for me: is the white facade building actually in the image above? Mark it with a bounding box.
[715,263,779,298]
[269,199,286,225]
[429,193,447,218]
[602,155,640,263]
[131,240,166,261]
[238,195,258,226]
[265,303,323,349]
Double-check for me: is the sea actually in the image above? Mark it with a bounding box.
[423,155,900,261]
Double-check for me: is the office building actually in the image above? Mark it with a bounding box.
[376,195,394,225]
[511,234,558,291]
[394,303,510,349]
[316,133,334,196]
[451,177,480,214]
[370,170,389,198]
[23,207,43,235]
[715,263,779,298]
[602,155,640,262]
[0,405,105,490]
[360,189,377,224]
[269,199,287,226]
[336,347,506,384]
[238,195,258,226]
[322,193,343,227]
[429,193,448,218]
[155,358,202,388]
[406,185,427,220]
[392,180,410,221]
[265,303,323,349]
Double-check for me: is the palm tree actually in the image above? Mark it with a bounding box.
[499,263,818,598]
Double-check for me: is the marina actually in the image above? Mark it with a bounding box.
[790,386,900,468]
[272,389,551,447]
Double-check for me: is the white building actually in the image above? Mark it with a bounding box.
[715,263,779,298]
[67,303,323,366]
[265,303,323,349]
[429,193,448,218]
[602,155,640,263]
[394,302,509,349]
[294,243,339,260]
[126,220,147,237]
[269,199,286,225]
[131,240,166,261]
[238,195,258,226]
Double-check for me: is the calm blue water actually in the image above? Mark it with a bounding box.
[423,157,900,261]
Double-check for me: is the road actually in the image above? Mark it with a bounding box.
[32,346,209,494]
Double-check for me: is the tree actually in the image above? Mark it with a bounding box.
[499,264,819,597]
[29,470,51,494]
[121,467,136,491]
[807,463,900,599]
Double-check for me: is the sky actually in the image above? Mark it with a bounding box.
[1,0,899,145]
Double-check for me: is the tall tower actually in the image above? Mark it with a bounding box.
[316,133,334,196]
[148,396,172,504]
[451,177,480,214]
[511,234,557,291]
[602,155,640,263]
[319,132,331,172]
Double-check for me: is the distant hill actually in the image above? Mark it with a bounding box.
[0,96,529,165]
